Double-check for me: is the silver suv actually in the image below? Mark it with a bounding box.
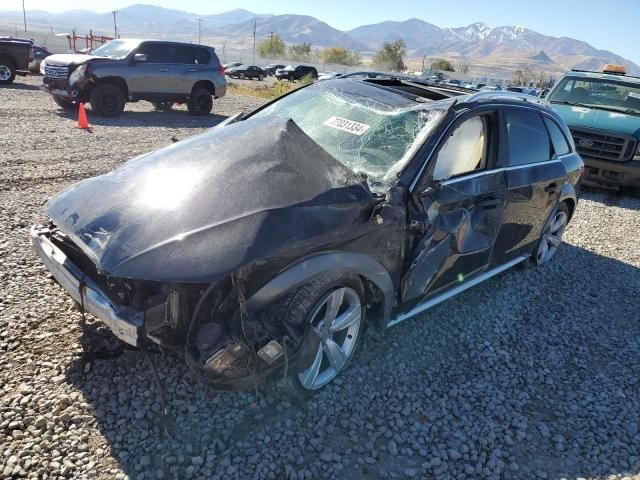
[41,39,227,117]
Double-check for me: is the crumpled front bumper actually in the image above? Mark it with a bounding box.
[30,225,142,346]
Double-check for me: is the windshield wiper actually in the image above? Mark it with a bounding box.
[551,100,640,117]
[550,100,593,109]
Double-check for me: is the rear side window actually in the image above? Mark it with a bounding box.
[505,109,552,166]
[194,48,211,65]
[167,45,195,64]
[543,117,571,156]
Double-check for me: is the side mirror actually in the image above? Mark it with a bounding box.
[133,53,148,63]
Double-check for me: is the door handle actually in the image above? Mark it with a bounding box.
[544,183,558,193]
[159,68,169,72]
[187,68,198,72]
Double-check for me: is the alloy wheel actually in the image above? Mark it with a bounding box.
[298,287,362,390]
[0,65,11,81]
[537,210,568,264]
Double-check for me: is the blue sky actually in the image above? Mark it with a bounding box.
[6,0,640,64]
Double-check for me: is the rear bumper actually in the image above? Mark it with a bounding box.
[30,225,142,346]
[582,157,640,188]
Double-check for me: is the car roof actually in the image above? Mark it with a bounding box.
[114,38,213,49]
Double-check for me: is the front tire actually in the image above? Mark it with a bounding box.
[89,83,125,117]
[0,59,16,85]
[266,274,365,392]
[187,87,212,115]
[52,95,75,110]
[532,202,569,265]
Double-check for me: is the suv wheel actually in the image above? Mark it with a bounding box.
[187,88,212,116]
[0,59,16,85]
[90,83,126,117]
[265,274,365,392]
[52,96,75,111]
[258,74,264,81]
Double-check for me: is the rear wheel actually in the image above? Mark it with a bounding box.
[258,74,264,81]
[533,202,569,265]
[52,95,75,110]
[0,59,16,85]
[266,274,365,392]
[187,87,212,115]
[89,83,125,117]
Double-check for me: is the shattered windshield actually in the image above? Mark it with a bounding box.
[91,39,140,59]
[252,83,445,191]
[549,76,640,116]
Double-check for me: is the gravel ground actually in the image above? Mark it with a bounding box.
[1,76,640,480]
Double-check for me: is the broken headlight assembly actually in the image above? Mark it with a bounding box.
[69,64,87,86]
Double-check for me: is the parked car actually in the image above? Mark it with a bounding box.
[227,64,266,80]
[264,64,285,76]
[275,65,318,82]
[31,78,582,392]
[29,45,52,72]
[0,36,33,84]
[546,64,640,188]
[317,71,340,81]
[223,62,242,72]
[40,38,226,117]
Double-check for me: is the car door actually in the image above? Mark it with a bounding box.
[401,110,508,303]
[128,42,171,95]
[491,108,568,264]
[169,45,210,94]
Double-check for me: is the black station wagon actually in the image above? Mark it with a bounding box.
[31,78,583,392]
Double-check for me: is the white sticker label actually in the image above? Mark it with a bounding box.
[323,116,371,135]
[628,91,640,99]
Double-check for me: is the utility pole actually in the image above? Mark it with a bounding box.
[252,19,256,65]
[22,0,27,32]
[112,11,118,38]
[222,42,227,63]
[197,18,202,44]
[421,55,425,74]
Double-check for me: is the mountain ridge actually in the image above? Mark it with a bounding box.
[0,4,637,74]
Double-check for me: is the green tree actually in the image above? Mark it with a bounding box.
[257,33,285,58]
[320,46,361,66]
[288,42,312,61]
[372,38,406,71]
[432,58,455,72]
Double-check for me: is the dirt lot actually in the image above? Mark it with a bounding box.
[1,76,640,480]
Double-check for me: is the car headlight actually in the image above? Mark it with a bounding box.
[69,64,87,86]
[39,58,46,75]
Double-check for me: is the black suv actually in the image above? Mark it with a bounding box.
[275,65,318,82]
[0,37,33,84]
[40,38,227,117]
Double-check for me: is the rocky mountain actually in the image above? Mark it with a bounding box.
[218,14,367,51]
[0,4,637,74]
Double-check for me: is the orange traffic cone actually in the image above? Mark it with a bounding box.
[77,102,91,129]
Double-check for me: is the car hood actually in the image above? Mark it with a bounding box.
[44,53,117,67]
[46,116,373,283]
[553,104,640,137]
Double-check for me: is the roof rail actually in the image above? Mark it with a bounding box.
[462,90,550,107]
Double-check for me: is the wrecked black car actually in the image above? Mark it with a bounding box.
[31,78,583,391]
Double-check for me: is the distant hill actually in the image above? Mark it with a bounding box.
[218,14,367,50]
[0,4,637,75]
